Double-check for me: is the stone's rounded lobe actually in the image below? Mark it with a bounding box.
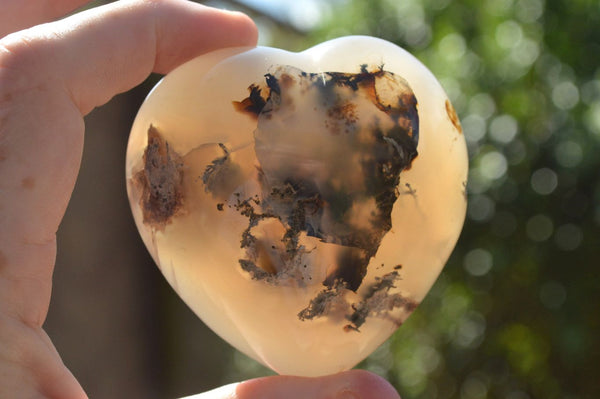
[126,36,468,377]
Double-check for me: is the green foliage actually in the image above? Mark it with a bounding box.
[307,0,600,398]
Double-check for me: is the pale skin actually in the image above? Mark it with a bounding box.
[0,1,402,398]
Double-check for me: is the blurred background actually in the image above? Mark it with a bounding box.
[43,0,600,398]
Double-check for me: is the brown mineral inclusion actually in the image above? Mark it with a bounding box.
[446,99,462,134]
[134,125,184,229]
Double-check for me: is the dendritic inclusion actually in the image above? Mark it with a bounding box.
[126,36,468,377]
[229,65,420,331]
[136,64,420,332]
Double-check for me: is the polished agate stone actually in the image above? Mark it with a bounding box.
[126,36,468,376]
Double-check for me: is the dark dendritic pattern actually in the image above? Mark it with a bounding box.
[297,271,418,332]
[206,64,421,330]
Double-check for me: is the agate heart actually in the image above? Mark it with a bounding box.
[126,36,468,377]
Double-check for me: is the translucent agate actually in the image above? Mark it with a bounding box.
[126,36,468,376]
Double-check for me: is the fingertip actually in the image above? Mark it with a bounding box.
[339,370,401,399]
[221,9,259,47]
[151,0,259,74]
[179,1,259,47]
[234,370,401,399]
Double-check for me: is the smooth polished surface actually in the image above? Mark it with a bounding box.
[126,36,468,376]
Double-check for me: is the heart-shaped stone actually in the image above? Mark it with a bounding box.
[126,36,467,377]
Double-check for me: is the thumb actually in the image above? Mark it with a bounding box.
[181,370,401,399]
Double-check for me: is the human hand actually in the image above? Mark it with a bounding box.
[0,1,401,398]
